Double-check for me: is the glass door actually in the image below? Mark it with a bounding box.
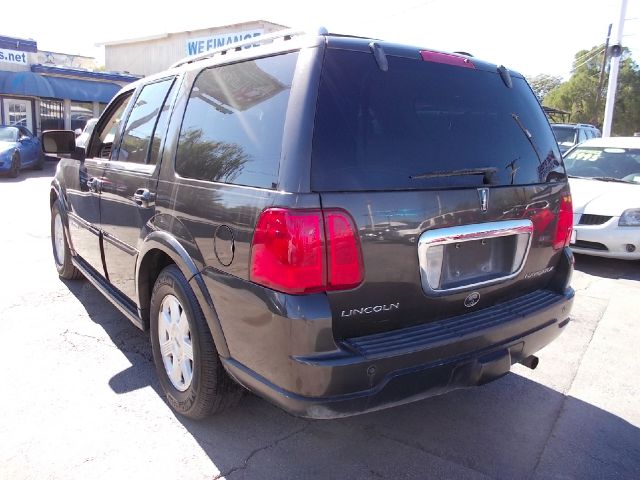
[2,98,34,133]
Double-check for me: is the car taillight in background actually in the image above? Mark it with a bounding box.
[553,194,573,250]
[250,208,364,294]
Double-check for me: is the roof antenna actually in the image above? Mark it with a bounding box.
[369,42,388,72]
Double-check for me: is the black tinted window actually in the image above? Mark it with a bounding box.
[176,52,298,188]
[117,78,174,164]
[312,50,565,191]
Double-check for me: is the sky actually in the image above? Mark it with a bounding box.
[3,0,639,79]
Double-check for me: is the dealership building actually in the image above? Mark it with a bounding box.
[0,35,138,135]
[101,20,287,77]
[0,21,287,135]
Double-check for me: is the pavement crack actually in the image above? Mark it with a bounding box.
[372,429,493,479]
[212,422,311,479]
[60,329,119,353]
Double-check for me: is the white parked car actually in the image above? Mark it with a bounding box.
[564,137,640,259]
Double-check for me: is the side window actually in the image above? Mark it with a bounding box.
[117,78,175,164]
[149,81,178,165]
[18,127,32,138]
[175,51,298,188]
[90,92,133,159]
[578,128,587,143]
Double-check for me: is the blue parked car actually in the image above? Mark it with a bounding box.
[0,125,44,178]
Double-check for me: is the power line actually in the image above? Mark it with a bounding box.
[571,45,606,64]
[571,47,606,72]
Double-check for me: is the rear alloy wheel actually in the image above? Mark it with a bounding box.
[158,294,194,391]
[8,153,20,178]
[51,201,82,279]
[150,265,242,419]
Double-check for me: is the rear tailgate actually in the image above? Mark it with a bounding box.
[319,186,567,338]
[311,45,568,339]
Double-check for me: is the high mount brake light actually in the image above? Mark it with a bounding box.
[250,208,364,295]
[553,194,573,250]
[420,50,475,69]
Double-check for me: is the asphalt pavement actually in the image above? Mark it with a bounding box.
[0,162,638,480]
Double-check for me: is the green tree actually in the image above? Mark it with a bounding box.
[613,58,640,135]
[544,46,640,135]
[527,74,562,101]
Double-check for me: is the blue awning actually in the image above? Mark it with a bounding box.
[0,70,121,103]
[44,76,121,103]
[0,71,56,97]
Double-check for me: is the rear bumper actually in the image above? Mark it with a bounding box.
[222,288,574,419]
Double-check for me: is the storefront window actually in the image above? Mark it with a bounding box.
[8,102,28,127]
[71,101,95,131]
[40,99,64,131]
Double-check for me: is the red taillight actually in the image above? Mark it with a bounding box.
[554,194,573,249]
[420,50,475,69]
[250,209,325,294]
[324,211,364,290]
[249,208,363,294]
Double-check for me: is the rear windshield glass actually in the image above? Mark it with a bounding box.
[312,49,565,191]
[551,126,577,145]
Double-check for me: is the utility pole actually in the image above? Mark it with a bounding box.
[602,0,628,137]
[594,24,612,116]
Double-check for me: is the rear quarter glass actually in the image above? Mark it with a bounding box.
[311,49,565,191]
[175,51,299,189]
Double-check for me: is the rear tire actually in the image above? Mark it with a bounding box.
[150,265,242,419]
[51,201,82,280]
[8,153,20,178]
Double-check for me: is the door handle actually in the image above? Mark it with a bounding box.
[87,177,102,193]
[133,188,155,207]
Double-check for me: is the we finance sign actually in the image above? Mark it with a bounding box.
[186,30,264,56]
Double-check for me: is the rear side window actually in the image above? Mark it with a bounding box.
[175,52,298,188]
[578,129,587,143]
[117,78,175,164]
[312,50,565,191]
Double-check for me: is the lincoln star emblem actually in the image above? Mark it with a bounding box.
[464,292,481,308]
[478,188,489,212]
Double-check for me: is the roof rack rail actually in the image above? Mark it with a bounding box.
[170,27,328,69]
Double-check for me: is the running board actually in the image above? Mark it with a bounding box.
[72,256,146,331]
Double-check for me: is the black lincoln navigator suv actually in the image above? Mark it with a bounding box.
[44,29,575,419]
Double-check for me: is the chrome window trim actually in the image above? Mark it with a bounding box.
[417,219,534,296]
